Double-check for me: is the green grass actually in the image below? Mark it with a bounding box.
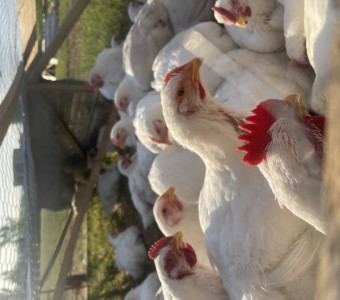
[40,209,70,297]
[87,185,138,300]
[56,0,132,80]
[35,0,44,51]
[55,0,72,79]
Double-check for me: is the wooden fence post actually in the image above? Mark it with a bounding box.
[317,1,340,298]
[27,0,91,83]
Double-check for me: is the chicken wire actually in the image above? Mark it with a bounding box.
[0,1,22,107]
[0,99,40,299]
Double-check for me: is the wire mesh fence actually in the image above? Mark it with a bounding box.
[0,99,40,299]
[0,1,22,107]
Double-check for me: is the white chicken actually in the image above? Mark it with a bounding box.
[152,21,237,93]
[114,75,148,116]
[278,0,308,67]
[86,47,124,100]
[153,187,211,268]
[110,34,123,48]
[149,232,230,300]
[118,154,156,229]
[160,0,216,34]
[127,1,145,23]
[133,91,170,154]
[96,126,117,153]
[212,0,309,68]
[212,0,285,54]
[304,0,333,115]
[97,165,120,219]
[124,272,163,300]
[136,141,157,178]
[238,94,327,234]
[210,49,314,114]
[108,226,148,279]
[148,141,205,204]
[110,113,157,178]
[123,0,174,90]
[110,117,137,149]
[161,58,322,299]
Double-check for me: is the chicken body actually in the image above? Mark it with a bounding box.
[161,58,321,299]
[304,0,333,115]
[148,141,205,203]
[133,91,168,154]
[211,49,314,114]
[213,0,285,53]
[97,165,120,218]
[108,226,148,279]
[152,21,237,93]
[110,117,137,149]
[161,0,215,34]
[123,0,174,90]
[118,154,156,229]
[114,75,148,116]
[238,96,327,234]
[124,272,163,300]
[87,47,124,99]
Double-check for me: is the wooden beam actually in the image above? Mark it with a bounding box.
[28,0,91,83]
[317,1,340,298]
[34,94,86,159]
[23,24,37,67]
[52,104,117,300]
[0,62,25,146]
[28,80,93,93]
[40,210,74,290]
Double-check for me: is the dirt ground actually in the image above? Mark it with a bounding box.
[16,0,39,68]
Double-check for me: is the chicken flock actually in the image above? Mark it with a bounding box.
[87,0,333,299]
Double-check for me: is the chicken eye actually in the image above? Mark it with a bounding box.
[166,256,174,265]
[162,208,168,214]
[177,87,185,97]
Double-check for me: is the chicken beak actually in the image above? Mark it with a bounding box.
[166,187,183,211]
[284,93,307,117]
[164,135,172,146]
[112,139,125,149]
[167,187,176,203]
[186,57,203,86]
[236,9,247,27]
[174,231,184,253]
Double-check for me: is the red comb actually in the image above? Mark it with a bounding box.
[237,99,277,166]
[164,64,186,85]
[148,236,173,259]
